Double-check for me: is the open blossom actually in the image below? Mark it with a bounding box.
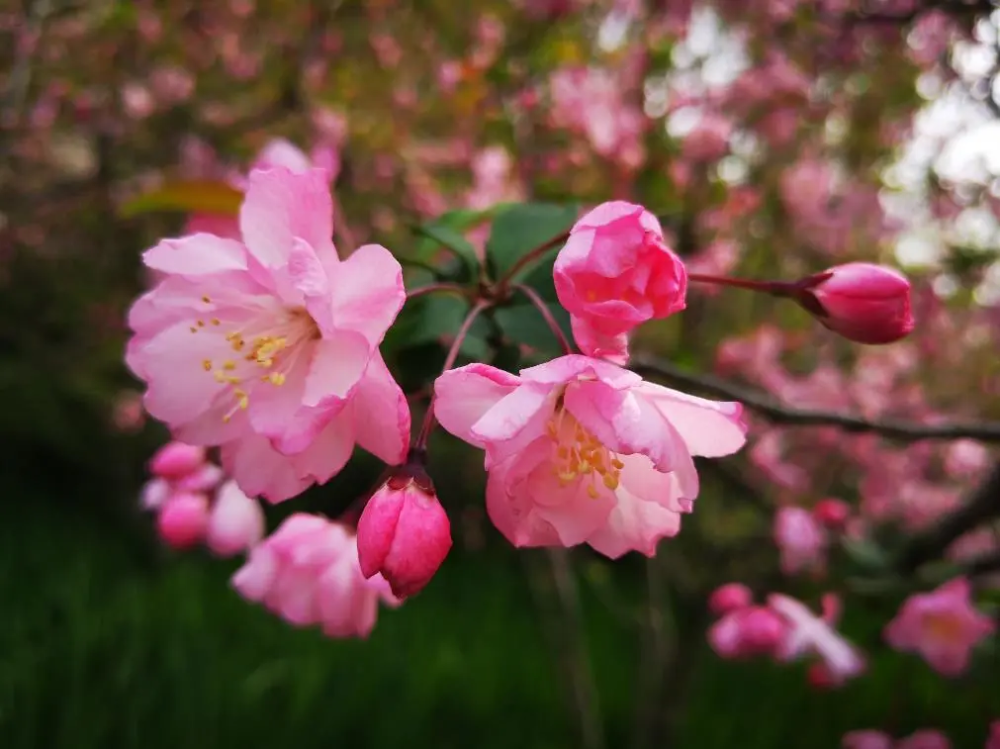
[884,577,996,676]
[433,355,746,557]
[774,506,828,575]
[232,513,398,638]
[357,474,453,598]
[769,593,866,686]
[127,167,409,502]
[554,202,687,364]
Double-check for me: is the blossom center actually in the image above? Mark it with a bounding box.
[923,612,964,644]
[189,300,320,421]
[545,406,623,499]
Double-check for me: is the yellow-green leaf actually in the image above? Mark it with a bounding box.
[119,180,244,218]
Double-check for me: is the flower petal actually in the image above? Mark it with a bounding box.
[635,382,747,458]
[328,243,405,346]
[143,234,248,276]
[350,350,411,465]
[433,364,521,449]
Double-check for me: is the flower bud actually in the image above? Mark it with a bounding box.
[356,475,452,598]
[813,498,851,529]
[739,607,787,654]
[149,442,205,479]
[206,481,265,557]
[709,582,753,615]
[157,492,209,549]
[798,263,914,345]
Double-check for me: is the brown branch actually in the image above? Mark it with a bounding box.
[894,461,1000,573]
[630,356,1000,443]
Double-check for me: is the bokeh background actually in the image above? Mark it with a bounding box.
[2,1,1000,748]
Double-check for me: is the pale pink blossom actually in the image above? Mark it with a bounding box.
[769,593,866,685]
[709,582,753,615]
[884,577,996,676]
[157,492,210,549]
[554,202,687,364]
[357,475,453,597]
[232,513,398,638]
[206,480,266,557]
[842,730,893,749]
[127,167,410,502]
[774,506,828,575]
[433,355,746,557]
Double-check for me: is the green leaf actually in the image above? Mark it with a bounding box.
[494,300,572,357]
[485,202,578,280]
[119,180,244,218]
[413,223,480,280]
[383,295,493,361]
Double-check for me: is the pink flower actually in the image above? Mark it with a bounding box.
[126,167,410,502]
[884,577,996,676]
[709,582,753,615]
[842,730,893,749]
[149,441,206,479]
[681,113,732,162]
[769,593,866,686]
[986,720,1000,749]
[898,730,952,749]
[206,480,265,557]
[554,202,687,363]
[797,263,914,345]
[232,513,398,638]
[157,492,210,549]
[357,474,453,598]
[774,506,828,575]
[709,605,787,658]
[433,355,746,557]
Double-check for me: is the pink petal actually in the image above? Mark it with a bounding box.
[519,354,641,390]
[252,138,313,173]
[350,351,411,465]
[635,382,747,458]
[470,383,554,466]
[586,482,683,558]
[327,243,405,345]
[143,234,248,276]
[569,316,630,364]
[433,364,522,449]
[239,167,336,270]
[303,331,370,408]
[221,434,317,503]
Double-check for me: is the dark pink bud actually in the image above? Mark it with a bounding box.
[807,661,836,690]
[356,475,452,598]
[709,582,753,615]
[799,263,914,344]
[813,498,851,529]
[157,493,209,549]
[739,607,787,655]
[150,442,205,479]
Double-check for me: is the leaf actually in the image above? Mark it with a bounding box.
[413,223,480,280]
[383,295,493,361]
[494,301,572,357]
[485,202,578,280]
[119,180,244,218]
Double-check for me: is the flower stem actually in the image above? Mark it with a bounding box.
[687,272,794,296]
[496,229,571,293]
[514,283,574,355]
[413,299,492,450]
[406,282,469,301]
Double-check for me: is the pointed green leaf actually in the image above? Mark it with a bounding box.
[485,202,578,280]
[119,180,244,218]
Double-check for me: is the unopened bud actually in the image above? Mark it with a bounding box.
[813,498,851,529]
[797,263,914,345]
[157,492,209,549]
[356,474,452,598]
[149,442,205,479]
[709,582,753,615]
[206,481,265,557]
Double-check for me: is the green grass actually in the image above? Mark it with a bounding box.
[1,493,998,749]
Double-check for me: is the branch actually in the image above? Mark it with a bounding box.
[630,356,1000,443]
[894,460,1000,573]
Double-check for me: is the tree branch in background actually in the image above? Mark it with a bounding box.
[630,356,1000,443]
[894,461,1000,573]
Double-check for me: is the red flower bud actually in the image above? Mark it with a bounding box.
[812,498,851,529]
[356,475,452,598]
[157,492,209,549]
[798,263,914,344]
[709,582,753,615]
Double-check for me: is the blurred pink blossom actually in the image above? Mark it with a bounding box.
[769,593,866,686]
[205,480,265,557]
[774,506,828,576]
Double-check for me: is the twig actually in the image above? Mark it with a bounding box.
[895,461,1000,573]
[630,356,1000,443]
[405,282,468,301]
[513,283,574,354]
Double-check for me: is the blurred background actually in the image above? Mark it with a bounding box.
[2,1,1000,747]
